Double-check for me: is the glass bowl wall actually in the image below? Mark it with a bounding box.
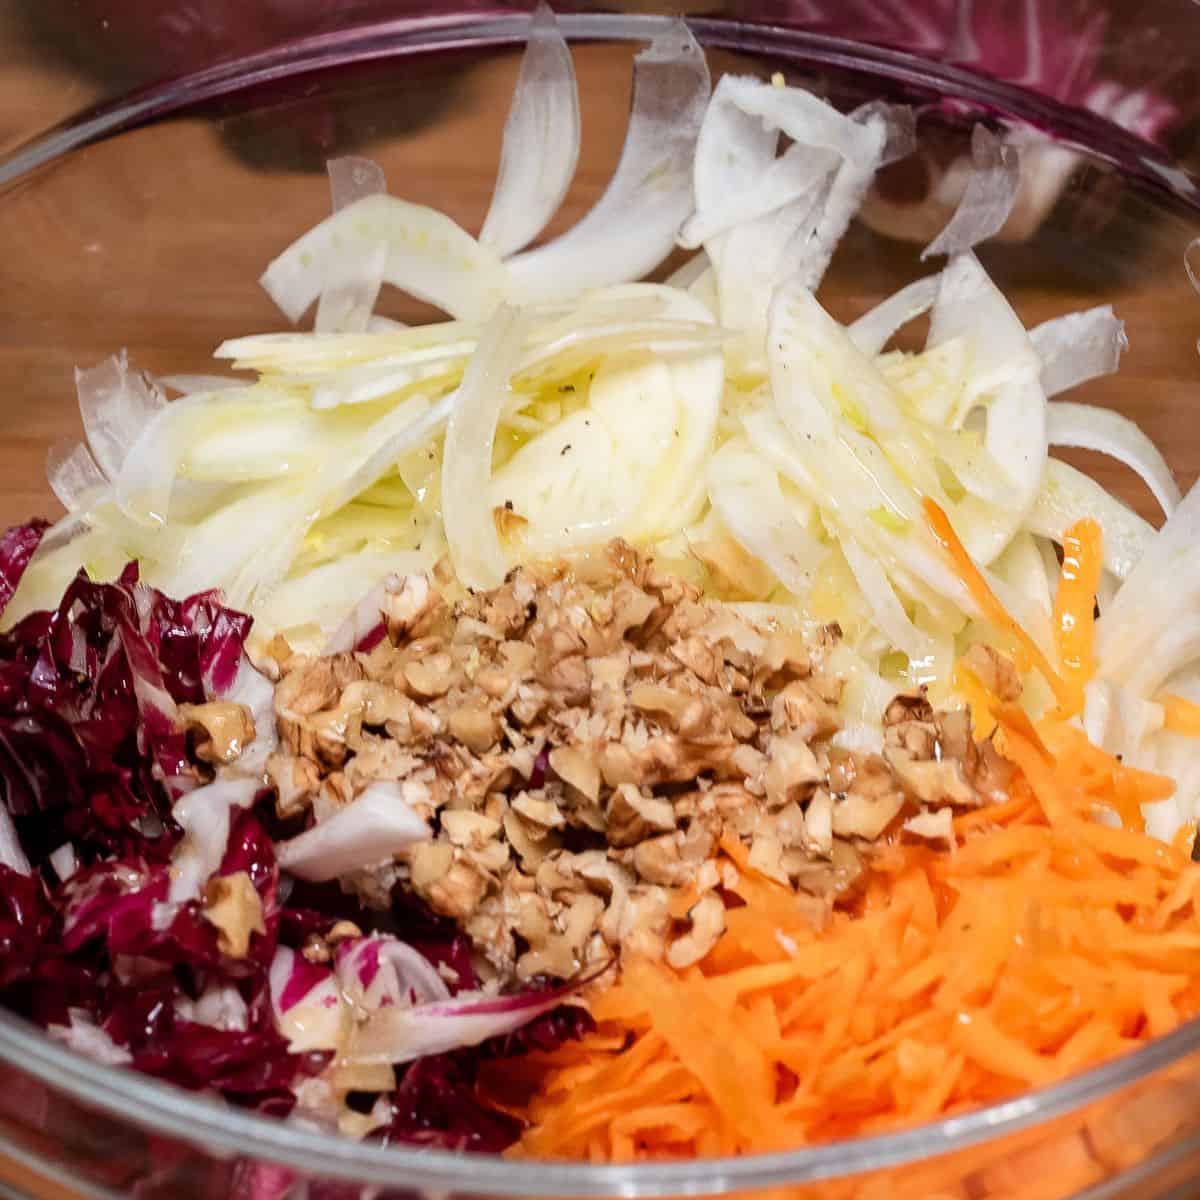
[2,8,1200,1199]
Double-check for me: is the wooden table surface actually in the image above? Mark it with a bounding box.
[1,22,1200,1200]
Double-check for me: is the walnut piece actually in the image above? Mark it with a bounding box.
[263,540,1002,992]
[180,701,256,766]
[667,893,726,968]
[203,872,266,958]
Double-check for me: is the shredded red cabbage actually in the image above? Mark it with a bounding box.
[0,521,587,1148]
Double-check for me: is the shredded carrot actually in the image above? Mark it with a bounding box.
[923,497,1074,709]
[1173,823,1197,859]
[494,493,1200,1175]
[1052,518,1103,715]
[952,659,998,738]
[1160,692,1200,737]
[506,722,1200,1163]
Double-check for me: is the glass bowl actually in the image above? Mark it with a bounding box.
[2,5,1200,1198]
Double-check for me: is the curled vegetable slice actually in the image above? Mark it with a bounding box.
[261,195,509,324]
[922,126,1021,260]
[507,22,710,304]
[442,304,530,589]
[1047,400,1179,518]
[480,3,580,258]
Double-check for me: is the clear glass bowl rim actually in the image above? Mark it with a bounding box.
[3,10,1200,1194]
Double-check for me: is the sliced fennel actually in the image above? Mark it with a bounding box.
[489,285,722,557]
[261,195,510,324]
[706,438,826,598]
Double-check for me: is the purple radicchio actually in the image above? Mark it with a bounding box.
[0,522,588,1144]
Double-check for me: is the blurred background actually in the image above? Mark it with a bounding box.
[2,0,1199,173]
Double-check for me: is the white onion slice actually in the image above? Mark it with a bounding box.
[1027,457,1153,580]
[841,534,937,663]
[1097,475,1200,686]
[798,110,887,291]
[308,347,471,409]
[679,141,835,248]
[706,439,824,597]
[75,351,166,482]
[926,253,1046,560]
[716,76,883,170]
[922,126,1021,260]
[697,83,886,338]
[0,799,29,875]
[275,781,431,882]
[48,842,78,882]
[269,947,348,1052]
[690,74,779,218]
[1047,400,1179,517]
[480,2,580,257]
[253,552,428,657]
[847,274,940,356]
[318,159,389,336]
[335,935,451,1011]
[315,243,387,336]
[506,21,710,304]
[159,374,250,396]
[1030,305,1128,398]
[664,251,710,289]
[168,777,260,904]
[327,155,386,212]
[850,100,917,166]
[442,304,529,588]
[47,442,107,514]
[261,195,509,324]
[345,987,571,1066]
[218,657,278,781]
[216,323,478,374]
[1123,616,1200,699]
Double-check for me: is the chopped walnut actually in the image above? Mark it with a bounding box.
[832,756,906,840]
[268,752,321,818]
[903,807,954,844]
[264,539,1002,990]
[962,643,1022,702]
[667,893,725,968]
[181,701,256,766]
[203,872,266,958]
[606,784,675,848]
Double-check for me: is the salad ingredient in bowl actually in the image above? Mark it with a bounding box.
[4,2,1200,1167]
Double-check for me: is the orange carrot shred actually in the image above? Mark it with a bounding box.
[506,695,1200,1164]
[1160,692,1200,737]
[923,496,1074,709]
[499,503,1198,1170]
[1173,823,1197,860]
